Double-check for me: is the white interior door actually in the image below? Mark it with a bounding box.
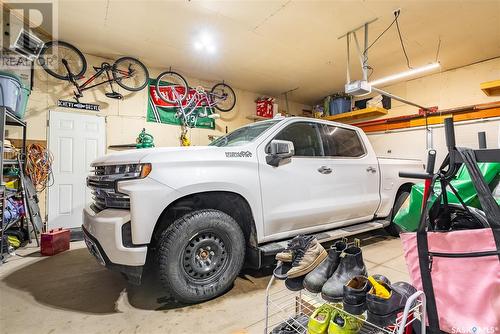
[48,111,105,229]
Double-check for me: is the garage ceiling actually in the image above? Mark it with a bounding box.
[56,0,500,104]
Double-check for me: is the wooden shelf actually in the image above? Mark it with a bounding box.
[480,80,500,96]
[322,106,388,122]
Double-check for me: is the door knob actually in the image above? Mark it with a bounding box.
[366,166,377,173]
[318,166,332,174]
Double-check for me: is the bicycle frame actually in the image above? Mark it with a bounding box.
[170,87,222,127]
[61,60,134,99]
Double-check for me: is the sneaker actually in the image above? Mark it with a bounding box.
[308,304,335,334]
[275,250,293,262]
[287,237,327,278]
[271,314,309,334]
[328,308,364,334]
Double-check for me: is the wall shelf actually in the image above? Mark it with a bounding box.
[480,80,500,96]
[322,106,388,122]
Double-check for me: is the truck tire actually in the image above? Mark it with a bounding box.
[385,189,410,237]
[157,209,245,303]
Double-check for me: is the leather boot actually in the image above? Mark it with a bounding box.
[366,281,417,326]
[321,245,367,302]
[342,274,390,315]
[303,240,347,293]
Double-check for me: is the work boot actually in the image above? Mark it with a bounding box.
[342,275,390,315]
[321,245,367,302]
[287,237,327,278]
[366,281,417,327]
[303,240,347,293]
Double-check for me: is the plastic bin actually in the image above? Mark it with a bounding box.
[329,95,351,115]
[0,71,30,119]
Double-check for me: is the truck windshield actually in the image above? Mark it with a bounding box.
[210,120,280,147]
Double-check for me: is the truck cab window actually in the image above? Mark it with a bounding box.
[274,122,324,157]
[321,125,365,157]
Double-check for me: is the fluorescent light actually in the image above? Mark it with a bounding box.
[370,62,441,87]
[194,31,216,54]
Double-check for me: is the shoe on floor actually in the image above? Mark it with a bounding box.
[303,240,347,293]
[328,307,365,334]
[308,304,335,334]
[366,281,417,327]
[271,314,309,334]
[321,245,367,302]
[343,275,390,315]
[287,237,327,279]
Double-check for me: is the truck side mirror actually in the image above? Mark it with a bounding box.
[266,140,294,167]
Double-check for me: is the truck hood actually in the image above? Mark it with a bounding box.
[91,146,245,165]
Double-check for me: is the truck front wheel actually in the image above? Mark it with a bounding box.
[157,209,245,303]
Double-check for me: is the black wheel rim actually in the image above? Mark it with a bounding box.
[113,57,149,91]
[182,231,229,283]
[212,83,236,112]
[155,71,189,104]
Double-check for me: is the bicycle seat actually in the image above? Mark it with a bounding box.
[105,92,123,99]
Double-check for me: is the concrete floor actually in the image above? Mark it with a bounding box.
[0,232,409,334]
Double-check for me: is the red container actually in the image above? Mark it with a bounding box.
[41,228,70,256]
[256,99,274,118]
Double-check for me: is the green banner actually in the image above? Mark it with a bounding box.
[147,79,215,129]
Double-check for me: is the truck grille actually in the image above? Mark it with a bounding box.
[87,164,141,211]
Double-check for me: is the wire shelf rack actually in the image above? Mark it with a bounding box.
[264,274,426,334]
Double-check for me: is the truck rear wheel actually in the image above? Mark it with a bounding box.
[157,209,245,303]
[385,189,410,237]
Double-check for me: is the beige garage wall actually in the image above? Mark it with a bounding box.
[12,52,311,147]
[8,52,310,222]
[372,57,500,118]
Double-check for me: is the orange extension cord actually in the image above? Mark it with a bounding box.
[25,143,54,192]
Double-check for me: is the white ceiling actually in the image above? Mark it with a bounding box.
[55,0,500,104]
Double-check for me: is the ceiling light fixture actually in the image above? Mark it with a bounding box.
[193,31,216,54]
[370,62,441,87]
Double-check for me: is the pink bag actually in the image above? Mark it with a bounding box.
[401,230,500,333]
[400,147,500,333]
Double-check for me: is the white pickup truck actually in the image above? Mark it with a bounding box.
[83,116,423,303]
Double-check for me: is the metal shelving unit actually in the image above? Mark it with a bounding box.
[1,108,28,264]
[264,272,426,334]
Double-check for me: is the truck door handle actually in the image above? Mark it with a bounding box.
[366,166,377,173]
[318,166,332,174]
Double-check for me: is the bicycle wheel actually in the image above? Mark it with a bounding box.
[113,57,149,91]
[155,71,189,104]
[211,83,236,112]
[38,40,87,80]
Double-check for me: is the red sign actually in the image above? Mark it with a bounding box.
[149,85,211,108]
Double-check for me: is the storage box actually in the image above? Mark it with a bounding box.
[41,228,70,256]
[0,70,30,119]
